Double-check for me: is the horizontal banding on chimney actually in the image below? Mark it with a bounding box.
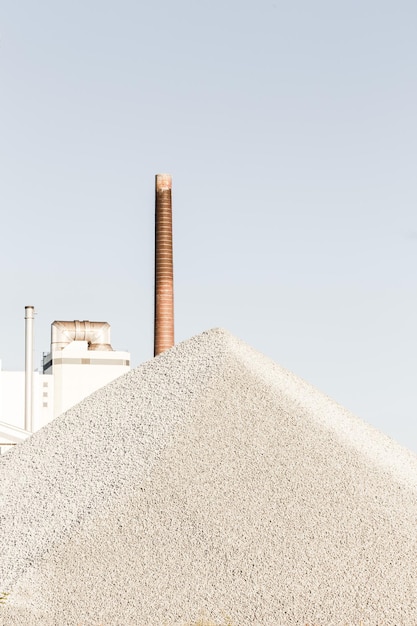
[154,173,174,356]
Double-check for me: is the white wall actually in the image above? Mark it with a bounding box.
[1,370,25,429]
[36,373,54,430]
[0,367,54,454]
[48,341,130,418]
[1,342,130,454]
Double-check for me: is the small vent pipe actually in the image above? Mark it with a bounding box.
[24,305,35,432]
[154,173,174,356]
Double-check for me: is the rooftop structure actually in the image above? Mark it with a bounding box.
[0,315,130,454]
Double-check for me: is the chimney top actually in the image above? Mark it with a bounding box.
[155,174,172,192]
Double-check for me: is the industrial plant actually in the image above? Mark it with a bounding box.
[1,175,416,625]
[0,311,131,454]
[0,174,174,454]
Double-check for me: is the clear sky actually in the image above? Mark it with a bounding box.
[1,1,417,453]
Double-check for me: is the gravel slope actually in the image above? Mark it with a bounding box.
[1,328,417,625]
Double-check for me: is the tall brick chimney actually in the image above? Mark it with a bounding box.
[154,174,174,356]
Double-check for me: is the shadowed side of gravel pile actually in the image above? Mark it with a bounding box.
[1,328,417,626]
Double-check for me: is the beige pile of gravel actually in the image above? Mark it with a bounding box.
[1,328,417,626]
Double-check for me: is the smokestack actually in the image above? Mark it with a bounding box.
[24,305,35,432]
[154,173,174,356]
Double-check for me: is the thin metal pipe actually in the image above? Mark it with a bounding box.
[154,174,174,356]
[24,305,35,432]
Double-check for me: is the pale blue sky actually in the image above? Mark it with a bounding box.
[1,1,417,453]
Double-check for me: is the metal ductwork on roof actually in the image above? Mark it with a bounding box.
[51,321,113,352]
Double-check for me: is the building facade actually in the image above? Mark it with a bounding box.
[0,320,130,454]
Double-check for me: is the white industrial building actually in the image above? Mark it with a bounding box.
[0,175,177,455]
[0,309,130,454]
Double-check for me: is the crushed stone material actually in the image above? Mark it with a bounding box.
[1,328,417,625]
